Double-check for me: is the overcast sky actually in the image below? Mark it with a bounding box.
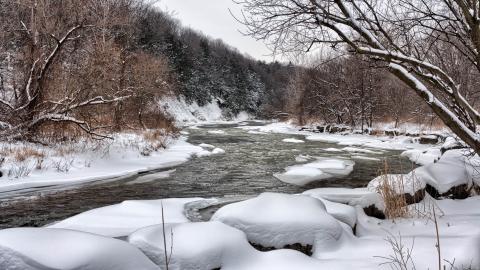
[156,0,276,62]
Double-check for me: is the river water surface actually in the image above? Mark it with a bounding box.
[0,122,414,228]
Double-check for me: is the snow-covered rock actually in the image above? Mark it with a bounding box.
[211,193,344,249]
[49,198,201,237]
[129,221,252,270]
[401,148,441,165]
[274,158,355,185]
[414,149,480,198]
[0,228,159,270]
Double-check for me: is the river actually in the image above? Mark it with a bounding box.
[0,122,414,228]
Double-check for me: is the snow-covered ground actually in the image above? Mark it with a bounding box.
[2,191,479,270]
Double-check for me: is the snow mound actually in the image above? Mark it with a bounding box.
[282,138,305,143]
[129,221,252,270]
[211,193,343,249]
[401,148,441,165]
[49,198,201,237]
[414,149,480,194]
[274,158,355,185]
[0,228,158,270]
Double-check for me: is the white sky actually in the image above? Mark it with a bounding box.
[156,0,276,62]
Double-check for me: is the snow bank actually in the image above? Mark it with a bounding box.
[211,193,343,249]
[0,136,205,195]
[49,198,201,237]
[0,228,159,270]
[274,158,355,185]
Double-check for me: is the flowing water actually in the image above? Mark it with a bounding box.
[0,122,415,228]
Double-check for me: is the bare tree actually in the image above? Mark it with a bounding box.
[236,0,480,153]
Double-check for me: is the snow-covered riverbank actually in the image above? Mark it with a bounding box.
[0,132,224,196]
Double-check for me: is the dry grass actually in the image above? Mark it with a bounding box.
[376,161,417,220]
[377,173,410,220]
[12,147,45,162]
[142,129,169,151]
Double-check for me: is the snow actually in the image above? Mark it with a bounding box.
[159,95,251,126]
[211,148,226,154]
[211,192,343,248]
[282,138,305,143]
[198,143,215,149]
[196,147,226,157]
[401,148,441,165]
[342,147,383,154]
[302,188,375,205]
[353,195,480,269]
[207,130,226,134]
[0,136,205,196]
[0,228,159,270]
[49,198,201,237]
[129,221,251,270]
[274,158,355,185]
[295,154,314,163]
[239,122,431,151]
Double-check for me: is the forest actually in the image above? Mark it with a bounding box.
[0,0,457,144]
